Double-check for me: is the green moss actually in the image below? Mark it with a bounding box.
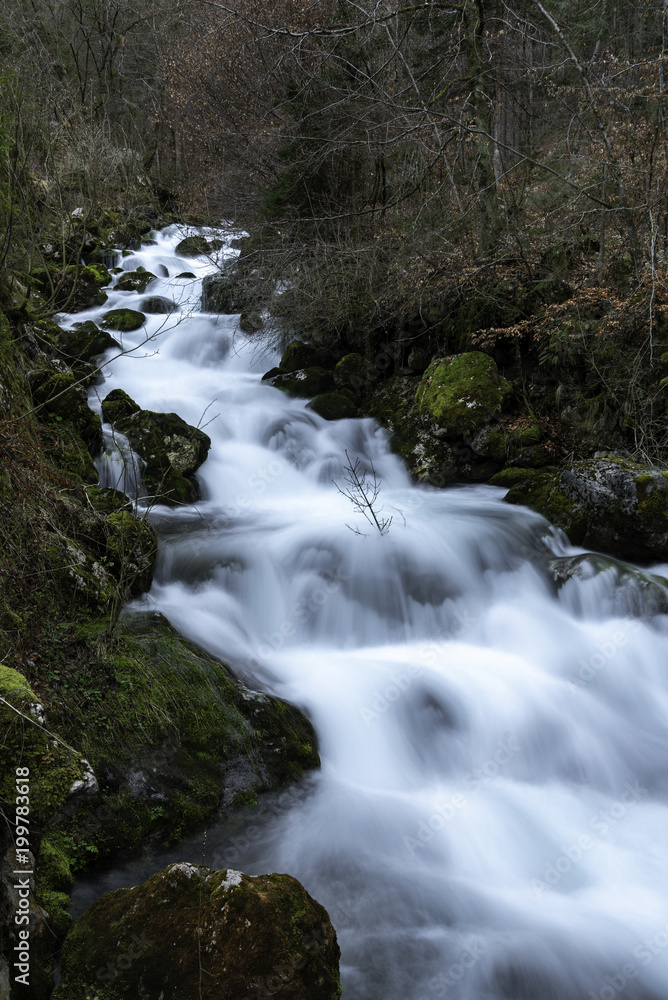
[0,663,36,701]
[54,864,341,1000]
[101,388,141,424]
[175,235,212,256]
[334,352,364,391]
[307,392,357,420]
[101,309,146,332]
[416,352,512,436]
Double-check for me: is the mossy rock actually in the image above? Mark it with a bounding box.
[105,224,142,251]
[176,235,212,256]
[269,367,336,398]
[495,459,668,562]
[50,611,320,861]
[201,270,245,313]
[416,352,512,437]
[55,863,341,1000]
[101,388,141,424]
[101,309,146,332]
[139,295,176,314]
[39,422,99,483]
[334,352,364,392]
[58,321,120,362]
[0,666,89,826]
[32,264,109,312]
[471,420,549,467]
[549,553,668,617]
[102,398,211,505]
[29,369,102,448]
[115,270,157,293]
[307,392,357,420]
[43,531,116,610]
[84,486,131,515]
[105,511,157,596]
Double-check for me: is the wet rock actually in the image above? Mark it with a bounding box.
[494,459,668,562]
[54,862,341,1000]
[176,235,212,256]
[139,295,176,314]
[307,392,357,420]
[101,392,211,505]
[101,308,146,332]
[201,269,245,313]
[58,321,120,362]
[269,366,336,398]
[115,269,157,293]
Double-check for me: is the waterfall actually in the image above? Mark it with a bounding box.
[64,224,668,1000]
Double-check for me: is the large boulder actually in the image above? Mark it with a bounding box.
[269,367,336,398]
[115,269,157,293]
[57,321,120,363]
[54,863,341,1000]
[201,269,245,313]
[493,459,668,562]
[415,351,512,437]
[29,367,102,448]
[101,390,211,505]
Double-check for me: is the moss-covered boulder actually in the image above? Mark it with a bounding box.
[470,418,551,469]
[53,611,320,859]
[494,459,668,562]
[28,368,102,448]
[307,392,357,420]
[101,401,211,505]
[101,308,146,332]
[106,224,142,251]
[101,387,141,425]
[176,235,213,256]
[57,321,120,362]
[32,264,110,312]
[201,270,245,313]
[115,269,157,293]
[269,367,336,398]
[416,352,512,437]
[55,863,341,1000]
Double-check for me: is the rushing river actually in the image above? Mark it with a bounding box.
[65,225,668,1000]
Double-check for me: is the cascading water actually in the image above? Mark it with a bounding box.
[64,225,668,1000]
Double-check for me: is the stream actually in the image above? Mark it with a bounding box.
[62,224,668,1000]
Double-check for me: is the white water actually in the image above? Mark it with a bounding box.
[65,226,668,1000]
